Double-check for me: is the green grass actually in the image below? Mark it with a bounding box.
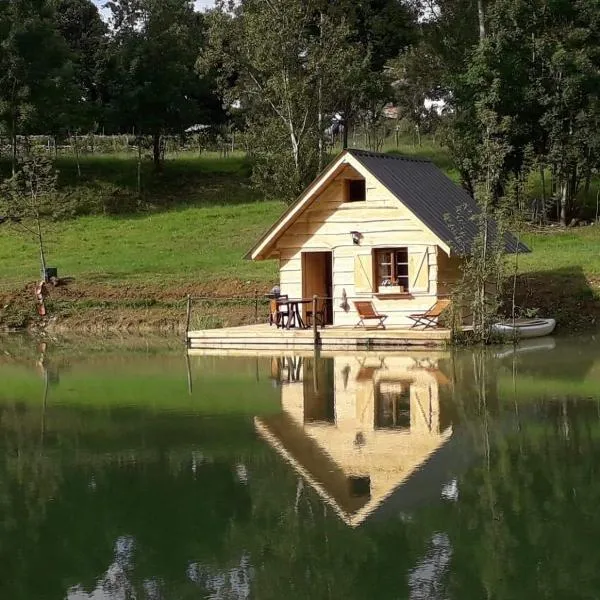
[0,152,284,291]
[0,202,282,288]
[519,227,600,278]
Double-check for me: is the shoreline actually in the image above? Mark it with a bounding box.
[1,274,599,336]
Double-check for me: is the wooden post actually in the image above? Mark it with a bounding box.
[254,290,259,323]
[185,351,193,396]
[312,295,319,349]
[185,295,192,344]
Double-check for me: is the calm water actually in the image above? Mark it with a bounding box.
[1,335,600,599]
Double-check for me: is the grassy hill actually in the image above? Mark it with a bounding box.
[0,142,598,332]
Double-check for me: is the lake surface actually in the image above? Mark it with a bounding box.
[1,334,600,600]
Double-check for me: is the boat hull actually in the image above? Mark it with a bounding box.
[492,318,557,339]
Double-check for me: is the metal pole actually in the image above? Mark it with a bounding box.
[254,290,259,323]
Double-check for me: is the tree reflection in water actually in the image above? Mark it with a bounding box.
[1,338,600,599]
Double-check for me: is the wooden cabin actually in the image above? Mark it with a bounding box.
[247,149,527,328]
[255,353,461,527]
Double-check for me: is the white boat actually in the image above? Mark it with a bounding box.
[492,318,557,339]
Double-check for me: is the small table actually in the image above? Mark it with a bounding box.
[278,298,312,329]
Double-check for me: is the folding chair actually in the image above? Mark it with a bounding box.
[353,301,388,329]
[408,299,451,329]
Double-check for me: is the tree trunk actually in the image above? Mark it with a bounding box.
[317,11,324,172]
[152,132,162,172]
[71,132,81,178]
[11,127,17,177]
[342,114,349,149]
[36,215,47,281]
[477,0,486,40]
[560,181,568,226]
[539,165,546,224]
[137,143,142,198]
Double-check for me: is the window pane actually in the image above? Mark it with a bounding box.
[396,263,409,278]
[396,248,408,263]
[378,264,392,285]
[377,251,392,285]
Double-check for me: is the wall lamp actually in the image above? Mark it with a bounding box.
[351,231,363,245]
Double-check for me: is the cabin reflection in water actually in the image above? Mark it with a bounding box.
[256,354,455,527]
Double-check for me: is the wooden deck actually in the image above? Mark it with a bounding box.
[187,323,451,352]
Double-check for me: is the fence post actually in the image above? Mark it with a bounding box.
[254,290,259,324]
[185,295,192,344]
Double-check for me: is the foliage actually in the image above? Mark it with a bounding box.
[387,42,445,146]
[202,0,416,201]
[448,108,513,343]
[0,0,78,170]
[104,0,224,170]
[51,0,109,129]
[0,152,59,279]
[437,0,600,224]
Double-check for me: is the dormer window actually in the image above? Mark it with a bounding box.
[345,179,366,202]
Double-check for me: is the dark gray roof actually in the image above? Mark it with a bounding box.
[348,149,529,255]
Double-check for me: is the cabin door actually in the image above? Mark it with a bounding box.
[302,251,333,325]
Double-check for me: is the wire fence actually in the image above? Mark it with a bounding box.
[185,293,270,333]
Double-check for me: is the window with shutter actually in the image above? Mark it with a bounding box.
[374,248,410,292]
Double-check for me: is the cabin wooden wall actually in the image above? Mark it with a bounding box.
[437,250,465,296]
[277,162,447,326]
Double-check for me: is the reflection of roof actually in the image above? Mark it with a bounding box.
[255,415,454,528]
[367,430,472,522]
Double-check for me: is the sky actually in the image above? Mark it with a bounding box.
[92,0,216,21]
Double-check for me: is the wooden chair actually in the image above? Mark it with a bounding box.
[269,295,289,328]
[408,298,451,329]
[353,301,388,329]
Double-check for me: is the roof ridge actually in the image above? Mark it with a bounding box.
[347,148,433,163]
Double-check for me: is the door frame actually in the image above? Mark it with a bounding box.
[301,251,333,325]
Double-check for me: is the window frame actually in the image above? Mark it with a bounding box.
[345,178,366,203]
[373,247,410,292]
[374,379,412,430]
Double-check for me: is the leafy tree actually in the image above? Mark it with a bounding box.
[387,42,444,146]
[203,0,351,198]
[0,0,75,173]
[203,0,412,200]
[51,0,109,127]
[446,0,600,223]
[327,0,418,148]
[105,0,224,170]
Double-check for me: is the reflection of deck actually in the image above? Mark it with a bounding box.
[187,323,451,351]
